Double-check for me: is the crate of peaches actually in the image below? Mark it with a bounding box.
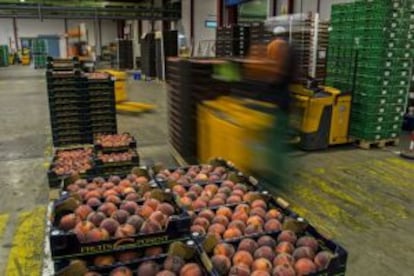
[193,197,347,276]
[94,133,137,153]
[94,150,140,176]
[50,170,191,259]
[48,147,95,188]
[54,239,210,276]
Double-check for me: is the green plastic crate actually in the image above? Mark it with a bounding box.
[352,102,406,115]
[349,128,391,141]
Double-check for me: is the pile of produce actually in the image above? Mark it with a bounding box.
[97,151,137,163]
[95,133,135,148]
[51,148,93,176]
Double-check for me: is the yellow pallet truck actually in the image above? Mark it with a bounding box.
[100,70,155,114]
[290,82,352,150]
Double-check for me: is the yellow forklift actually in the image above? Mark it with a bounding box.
[290,80,352,150]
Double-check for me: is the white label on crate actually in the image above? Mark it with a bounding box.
[400,89,405,95]
[377,126,382,131]
[381,99,386,104]
[390,33,396,38]
[376,135,381,140]
[385,71,390,77]
[379,108,385,113]
[398,99,402,104]
[384,80,389,86]
[389,42,394,48]
[409,33,413,39]
[392,22,397,28]
[386,61,391,67]
[397,107,402,112]
[401,81,406,85]
[410,92,414,99]
[378,117,384,122]
[388,52,393,58]
[403,62,408,68]
[402,71,407,76]
[382,90,387,95]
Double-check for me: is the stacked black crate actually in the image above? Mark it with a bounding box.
[46,57,91,147]
[83,73,117,137]
[248,22,274,58]
[216,25,250,57]
[117,39,134,69]
[166,58,230,163]
[141,33,157,78]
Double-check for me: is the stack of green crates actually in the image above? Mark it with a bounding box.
[0,45,9,67]
[32,39,47,69]
[327,0,413,141]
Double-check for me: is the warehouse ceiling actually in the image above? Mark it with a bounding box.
[0,0,181,19]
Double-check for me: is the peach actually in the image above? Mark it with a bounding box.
[296,236,319,252]
[119,179,132,188]
[87,212,106,227]
[250,207,266,219]
[216,206,232,220]
[238,238,258,254]
[122,187,136,196]
[84,272,101,276]
[208,197,225,207]
[192,199,207,210]
[109,175,121,184]
[189,184,203,195]
[87,197,102,209]
[232,250,254,267]
[111,209,130,224]
[234,204,250,214]
[86,228,110,242]
[120,201,139,215]
[136,176,149,185]
[243,191,259,202]
[75,179,88,187]
[231,189,245,198]
[199,209,215,221]
[126,215,144,230]
[228,220,246,232]
[137,205,154,219]
[273,253,294,267]
[86,183,99,191]
[252,258,272,272]
[98,202,118,217]
[104,189,120,198]
[191,224,206,235]
[276,241,295,254]
[217,186,232,196]
[265,209,282,221]
[231,211,249,223]
[156,270,175,276]
[214,193,228,201]
[137,261,160,276]
[213,242,235,258]
[193,217,210,230]
[73,221,95,242]
[264,219,282,232]
[105,195,122,205]
[251,199,267,210]
[223,227,243,240]
[75,205,93,220]
[254,246,275,262]
[115,224,136,238]
[59,213,78,231]
[212,215,229,227]
[211,255,231,275]
[208,223,226,235]
[179,263,203,276]
[244,224,263,235]
[234,183,248,192]
[209,174,220,182]
[195,173,208,181]
[125,192,139,201]
[77,188,88,199]
[149,211,168,226]
[228,264,251,276]
[251,271,270,276]
[226,195,242,204]
[93,255,115,267]
[145,198,160,211]
[156,203,175,216]
[179,196,193,208]
[110,266,133,276]
[272,264,296,276]
[277,230,297,244]
[294,258,317,275]
[100,218,120,236]
[66,184,79,193]
[172,185,186,197]
[116,251,140,263]
[85,190,101,201]
[187,210,196,220]
[221,180,235,188]
[293,246,315,261]
[257,235,277,248]
[93,177,105,185]
[314,251,334,270]
[247,215,264,226]
[204,184,219,194]
[140,220,162,234]
[163,255,185,273]
[145,246,163,256]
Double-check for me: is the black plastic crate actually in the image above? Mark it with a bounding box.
[94,133,137,153]
[49,193,191,259]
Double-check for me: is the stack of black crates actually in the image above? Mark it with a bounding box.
[216,25,250,57]
[166,58,230,164]
[117,39,134,69]
[46,57,117,147]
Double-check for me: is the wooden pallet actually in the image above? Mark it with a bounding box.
[355,138,399,149]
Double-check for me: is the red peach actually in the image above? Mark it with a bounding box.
[111,209,130,224]
[179,263,203,276]
[238,238,258,254]
[120,201,139,215]
[140,220,162,234]
[247,215,264,226]
[126,215,144,230]
[228,265,251,276]
[199,209,215,221]
[221,180,235,188]
[110,266,133,276]
[211,255,231,275]
[137,261,160,276]
[163,255,185,273]
[193,217,210,230]
[87,212,106,227]
[294,258,317,275]
[251,199,267,209]
[276,241,295,254]
[234,204,250,214]
[216,206,232,219]
[226,195,242,204]
[179,196,193,208]
[223,227,243,240]
[278,230,297,244]
[208,197,225,207]
[204,184,218,194]
[231,189,245,198]
[115,224,136,238]
[103,189,120,198]
[191,224,206,235]
[231,211,249,223]
[217,186,232,196]
[98,202,118,217]
[149,211,168,227]
[213,242,235,258]
[272,264,296,276]
[85,190,101,201]
[93,255,115,267]
[250,207,266,219]
[244,224,264,236]
[251,271,270,276]
[192,199,207,210]
[75,205,93,220]
[252,258,272,272]
[265,209,282,221]
[208,223,226,235]
[172,185,186,197]
[227,220,246,233]
[145,198,160,211]
[214,193,228,201]
[314,251,334,270]
[212,215,229,227]
[189,184,203,195]
[86,228,110,242]
[105,195,122,205]
[232,250,254,267]
[87,197,102,209]
[293,246,315,261]
[116,251,140,263]
[296,236,319,252]
[100,218,120,235]
[257,235,277,248]
[254,246,276,262]
[156,203,175,216]
[264,219,282,232]
[59,213,78,231]
[273,253,294,267]
[137,205,154,219]
[73,221,95,242]
[125,193,139,201]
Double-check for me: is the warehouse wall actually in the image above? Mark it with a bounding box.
[292,0,355,20]
[0,18,117,57]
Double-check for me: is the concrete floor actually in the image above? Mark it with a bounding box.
[0,66,413,275]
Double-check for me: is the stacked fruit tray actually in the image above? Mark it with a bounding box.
[94,150,140,177]
[47,147,95,188]
[50,160,348,275]
[94,133,137,153]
